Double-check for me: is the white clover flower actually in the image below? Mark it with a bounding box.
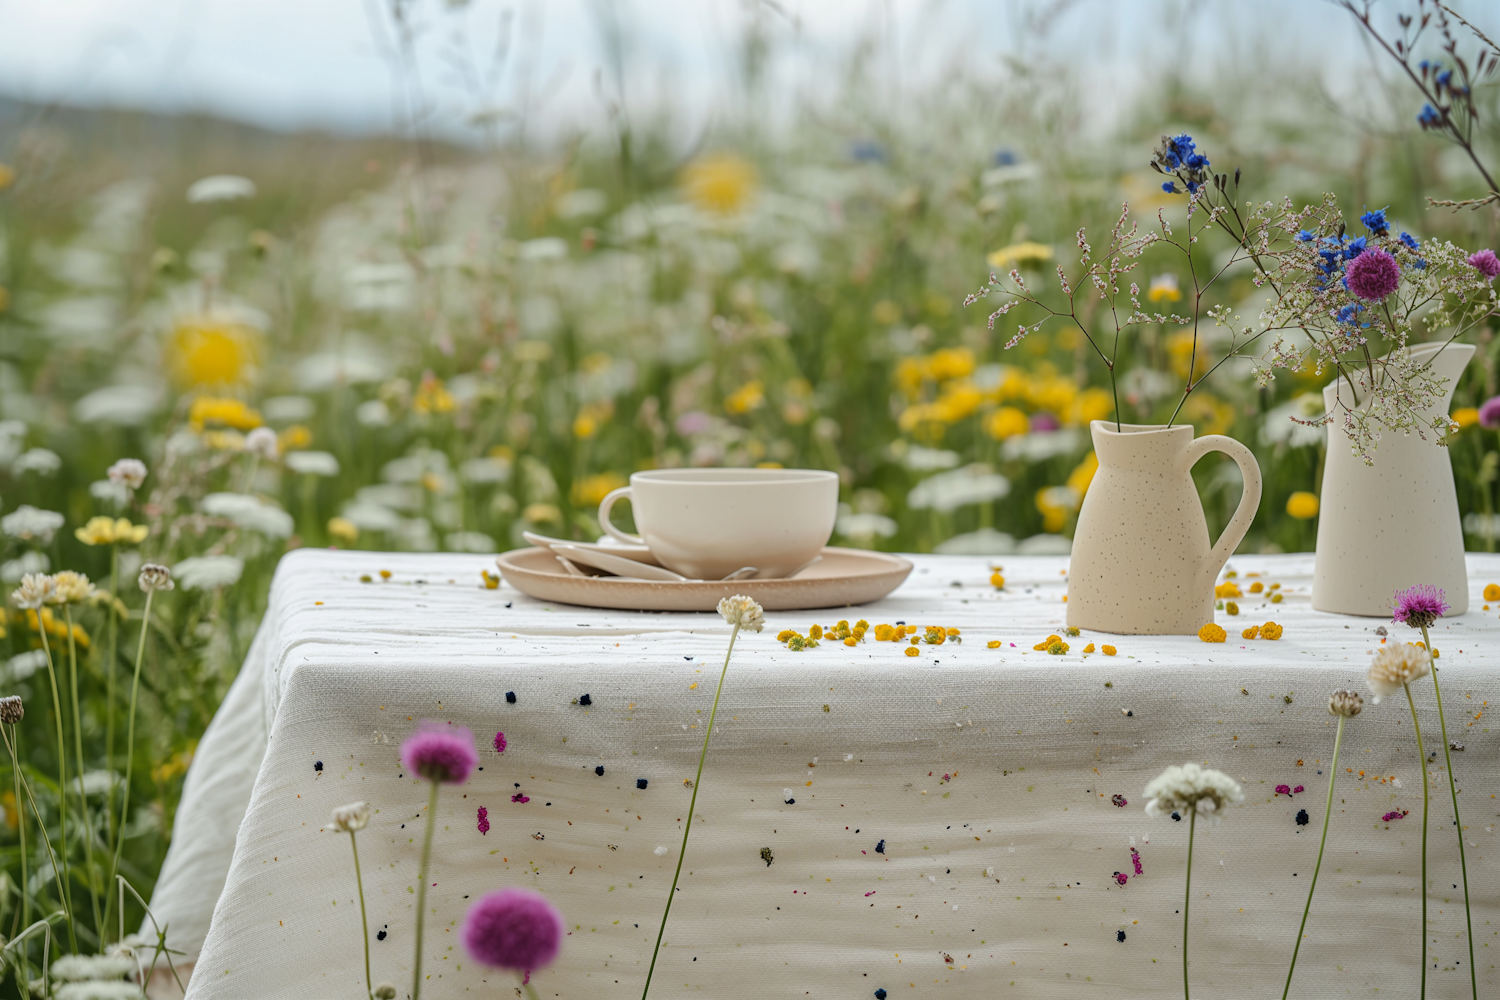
[186,174,256,203]
[11,572,56,609]
[1143,762,1243,824]
[2,505,65,544]
[1328,689,1364,717]
[244,426,279,461]
[331,801,370,832]
[12,448,62,475]
[49,571,97,605]
[106,458,148,490]
[201,492,293,537]
[718,594,765,632]
[1,550,50,584]
[1366,643,1430,702]
[284,450,339,476]
[172,555,244,591]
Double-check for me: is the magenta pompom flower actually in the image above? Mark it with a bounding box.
[462,887,564,974]
[400,722,478,784]
[1467,248,1500,279]
[477,805,490,835]
[494,731,507,753]
[1392,584,1448,631]
[1480,395,1500,429]
[1344,246,1401,301]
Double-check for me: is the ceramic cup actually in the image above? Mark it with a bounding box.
[597,468,839,580]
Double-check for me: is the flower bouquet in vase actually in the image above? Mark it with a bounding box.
[1255,210,1499,615]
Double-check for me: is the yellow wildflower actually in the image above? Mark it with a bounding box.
[984,407,1029,440]
[202,430,246,451]
[1242,625,1260,640]
[1259,621,1284,640]
[279,425,312,451]
[1047,640,1069,655]
[904,646,919,657]
[413,373,455,415]
[1214,581,1241,598]
[1485,583,1500,602]
[152,743,196,784]
[1225,601,1239,616]
[1033,634,1063,651]
[1066,452,1099,497]
[1082,642,1096,653]
[170,318,260,387]
[986,241,1054,272]
[1286,491,1319,520]
[571,472,627,508]
[1249,581,1264,594]
[1035,486,1075,533]
[1270,592,1284,604]
[725,380,765,415]
[1165,328,1212,381]
[989,572,1005,589]
[481,570,500,590]
[75,517,149,547]
[987,640,1001,649]
[1198,623,1227,643]
[681,152,757,215]
[24,608,90,649]
[189,396,262,431]
[1148,273,1182,302]
[808,624,823,640]
[1024,373,1078,415]
[1102,644,1117,656]
[928,348,975,382]
[1452,407,1479,429]
[327,517,359,543]
[522,503,562,524]
[1069,388,1114,426]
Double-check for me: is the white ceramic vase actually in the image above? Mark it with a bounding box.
[1067,421,1263,635]
[1312,341,1474,617]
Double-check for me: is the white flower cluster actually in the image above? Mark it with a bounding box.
[717,594,765,632]
[1143,762,1244,824]
[1366,642,1430,701]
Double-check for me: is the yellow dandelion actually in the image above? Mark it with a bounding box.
[725,380,765,415]
[327,517,359,544]
[1286,491,1319,520]
[984,406,1029,440]
[1066,452,1099,497]
[1102,644,1116,655]
[1260,621,1283,640]
[1451,407,1479,429]
[74,517,149,547]
[1242,625,1260,640]
[413,373,456,415]
[904,646,920,657]
[681,152,757,215]
[279,425,312,451]
[1198,623,1227,643]
[571,472,628,508]
[987,640,1001,649]
[1214,581,1241,598]
[1069,388,1114,426]
[170,318,260,387]
[989,572,1005,589]
[1082,642,1096,653]
[1485,583,1500,602]
[1148,273,1182,302]
[986,242,1054,272]
[189,396,263,431]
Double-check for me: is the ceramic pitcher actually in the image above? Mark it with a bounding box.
[1067,422,1263,635]
[1312,341,1474,617]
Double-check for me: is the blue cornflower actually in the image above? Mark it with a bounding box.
[1162,181,1177,193]
[1400,231,1420,251]
[1414,258,1428,269]
[1418,103,1443,127]
[1337,303,1363,324]
[1344,236,1367,260]
[1419,59,1431,71]
[1436,69,1453,89]
[1186,180,1199,194]
[1296,230,1315,242]
[993,148,1019,167]
[1360,208,1389,236]
[1186,152,1210,170]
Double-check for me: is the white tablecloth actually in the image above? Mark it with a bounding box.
[157,550,1500,998]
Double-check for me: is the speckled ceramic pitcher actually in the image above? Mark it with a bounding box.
[1067,421,1263,635]
[1313,341,1473,617]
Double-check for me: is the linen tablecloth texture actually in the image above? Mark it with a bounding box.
[159,550,1500,998]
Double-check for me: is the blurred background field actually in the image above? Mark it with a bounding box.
[1,0,1499,967]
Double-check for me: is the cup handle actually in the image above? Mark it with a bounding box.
[1183,434,1263,582]
[596,486,644,545]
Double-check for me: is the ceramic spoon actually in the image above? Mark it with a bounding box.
[522,530,661,566]
[551,544,691,582]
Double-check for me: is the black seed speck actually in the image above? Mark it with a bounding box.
[377,930,387,941]
[1296,809,1309,826]
[579,693,592,706]
[1117,930,1126,942]
[637,778,648,789]
[784,797,795,804]
[875,839,886,854]
[506,691,516,703]
[314,761,323,772]
[1170,811,1181,822]
[876,990,888,998]
[596,766,605,776]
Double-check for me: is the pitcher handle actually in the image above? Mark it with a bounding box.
[1182,434,1263,582]
[596,486,645,545]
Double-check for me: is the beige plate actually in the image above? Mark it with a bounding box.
[495,546,913,612]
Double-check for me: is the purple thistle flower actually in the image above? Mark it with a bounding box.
[1275,784,1292,796]
[1392,584,1448,630]
[1468,249,1500,279]
[400,722,478,784]
[1293,785,1304,794]
[477,806,490,835]
[1480,395,1500,429]
[1131,848,1143,875]
[494,731,507,753]
[1030,412,1061,432]
[1382,810,1405,822]
[1113,872,1128,886]
[511,793,530,803]
[1344,247,1401,301]
[461,887,564,973]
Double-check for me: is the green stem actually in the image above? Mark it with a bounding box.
[1405,679,1429,1000]
[350,832,372,1000]
[35,621,77,951]
[64,605,104,937]
[1282,714,1345,999]
[412,780,441,1000]
[104,546,119,864]
[1182,805,1196,1000]
[640,620,743,1000]
[2,721,68,980]
[107,588,154,935]
[7,723,30,988]
[522,980,540,1000]
[1420,623,1476,1000]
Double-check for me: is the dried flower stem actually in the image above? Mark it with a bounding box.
[1419,623,1476,1000]
[33,624,77,951]
[1,722,67,967]
[1281,713,1346,999]
[640,618,745,1000]
[1404,679,1429,1000]
[1181,804,1196,1000]
[64,605,104,935]
[3,721,30,989]
[106,587,154,930]
[346,830,373,1000]
[412,779,441,1000]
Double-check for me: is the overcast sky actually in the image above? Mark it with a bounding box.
[0,0,1491,142]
